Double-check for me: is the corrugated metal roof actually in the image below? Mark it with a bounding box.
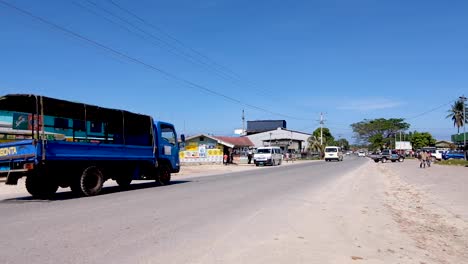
[213,136,254,147]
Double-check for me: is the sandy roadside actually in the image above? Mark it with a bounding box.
[375,160,468,263]
[197,159,468,263]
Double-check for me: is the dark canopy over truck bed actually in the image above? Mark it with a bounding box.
[0,94,154,146]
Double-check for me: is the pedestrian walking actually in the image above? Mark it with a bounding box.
[426,151,432,167]
[419,150,427,168]
[247,150,253,164]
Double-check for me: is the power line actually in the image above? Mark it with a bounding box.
[107,0,242,81]
[0,0,306,120]
[404,99,455,120]
[77,0,237,82]
[80,0,281,103]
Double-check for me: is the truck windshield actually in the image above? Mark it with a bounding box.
[161,124,176,145]
[325,148,337,152]
[257,149,271,154]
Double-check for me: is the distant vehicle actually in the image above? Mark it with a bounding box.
[442,150,465,160]
[357,151,366,157]
[370,149,404,163]
[254,146,283,166]
[324,146,343,162]
[0,94,184,198]
[433,149,447,161]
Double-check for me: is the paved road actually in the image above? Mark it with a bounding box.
[0,156,366,264]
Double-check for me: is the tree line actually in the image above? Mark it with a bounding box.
[307,99,467,153]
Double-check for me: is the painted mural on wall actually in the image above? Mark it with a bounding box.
[179,139,224,163]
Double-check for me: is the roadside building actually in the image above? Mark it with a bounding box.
[451,133,468,149]
[246,120,286,135]
[246,127,311,155]
[435,140,455,149]
[180,134,253,165]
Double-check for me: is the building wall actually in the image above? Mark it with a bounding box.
[179,136,224,164]
[246,128,310,152]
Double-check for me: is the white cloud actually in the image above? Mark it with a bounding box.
[338,98,405,111]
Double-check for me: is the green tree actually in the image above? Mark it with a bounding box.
[335,138,350,150]
[446,100,467,133]
[368,133,384,150]
[307,135,325,159]
[311,127,335,145]
[351,118,410,148]
[410,131,436,150]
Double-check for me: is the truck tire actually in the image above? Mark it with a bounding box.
[381,157,387,163]
[398,157,404,162]
[156,164,171,186]
[72,166,104,196]
[25,174,58,199]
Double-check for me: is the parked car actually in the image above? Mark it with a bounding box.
[370,149,404,163]
[421,147,445,161]
[433,149,446,161]
[442,150,466,160]
[254,146,283,166]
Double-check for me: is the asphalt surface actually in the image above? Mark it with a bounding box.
[0,156,366,264]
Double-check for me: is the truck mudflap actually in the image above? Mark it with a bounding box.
[0,140,38,185]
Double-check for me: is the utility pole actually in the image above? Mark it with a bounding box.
[399,131,402,152]
[320,112,324,145]
[241,109,245,136]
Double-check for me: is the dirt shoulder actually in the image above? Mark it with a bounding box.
[372,159,468,263]
[250,158,468,263]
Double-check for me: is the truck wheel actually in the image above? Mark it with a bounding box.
[73,166,104,196]
[156,164,171,186]
[381,157,387,163]
[25,174,58,199]
[398,157,404,162]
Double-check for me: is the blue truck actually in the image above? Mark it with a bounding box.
[0,94,184,198]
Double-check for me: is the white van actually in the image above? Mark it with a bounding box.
[324,146,343,162]
[254,146,283,166]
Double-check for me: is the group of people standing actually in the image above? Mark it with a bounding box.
[418,150,432,168]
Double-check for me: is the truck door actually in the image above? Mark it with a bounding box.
[157,123,180,171]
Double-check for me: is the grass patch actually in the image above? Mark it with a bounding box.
[437,159,468,166]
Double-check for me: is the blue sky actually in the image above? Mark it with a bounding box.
[1,0,467,142]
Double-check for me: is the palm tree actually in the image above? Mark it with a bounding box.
[446,101,467,133]
[307,135,325,159]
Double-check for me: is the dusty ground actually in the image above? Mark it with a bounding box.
[0,158,467,263]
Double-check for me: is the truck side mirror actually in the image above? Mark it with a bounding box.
[180,134,185,142]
